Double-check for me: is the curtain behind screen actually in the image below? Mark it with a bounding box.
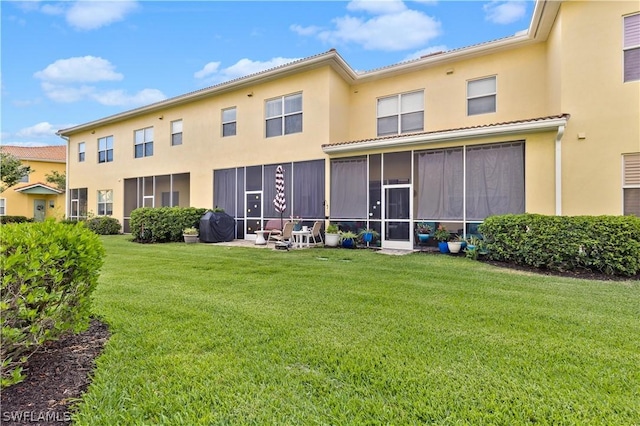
[293,160,325,218]
[331,158,367,218]
[417,148,463,219]
[465,142,524,220]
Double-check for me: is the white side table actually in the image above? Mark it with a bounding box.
[291,230,311,248]
[255,230,270,245]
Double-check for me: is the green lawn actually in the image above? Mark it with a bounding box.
[73,236,640,425]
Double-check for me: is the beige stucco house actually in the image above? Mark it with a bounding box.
[0,145,66,221]
[58,0,639,250]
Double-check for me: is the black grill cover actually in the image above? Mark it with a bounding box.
[198,211,235,243]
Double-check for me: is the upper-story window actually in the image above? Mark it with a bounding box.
[624,13,640,82]
[19,174,29,183]
[467,76,497,116]
[377,90,424,137]
[171,120,183,146]
[134,127,154,158]
[266,93,302,138]
[78,142,85,162]
[222,107,237,137]
[98,136,113,163]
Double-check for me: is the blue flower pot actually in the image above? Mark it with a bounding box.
[417,233,430,243]
[438,241,450,253]
[363,233,373,243]
[342,239,355,248]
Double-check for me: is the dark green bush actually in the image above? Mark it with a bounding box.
[86,216,121,235]
[0,216,33,224]
[478,214,640,276]
[129,207,207,243]
[1,220,105,387]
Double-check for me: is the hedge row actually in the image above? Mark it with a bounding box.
[130,207,207,243]
[478,214,640,276]
[0,216,33,224]
[1,221,105,387]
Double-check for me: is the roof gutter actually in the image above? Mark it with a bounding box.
[322,116,570,154]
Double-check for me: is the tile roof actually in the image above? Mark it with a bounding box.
[0,145,66,162]
[322,114,571,149]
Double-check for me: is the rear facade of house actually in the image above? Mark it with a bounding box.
[59,0,640,250]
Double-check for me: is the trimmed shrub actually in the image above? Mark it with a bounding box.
[130,207,207,243]
[86,216,121,235]
[0,216,33,224]
[0,220,105,387]
[478,214,640,276]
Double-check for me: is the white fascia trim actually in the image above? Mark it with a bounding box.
[322,117,569,154]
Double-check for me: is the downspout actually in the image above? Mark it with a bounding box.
[58,134,70,220]
[555,125,565,216]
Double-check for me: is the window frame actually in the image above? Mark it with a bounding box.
[97,189,113,216]
[265,93,303,138]
[623,153,640,215]
[171,120,183,146]
[134,127,154,158]
[376,90,425,137]
[98,136,114,163]
[624,13,640,83]
[0,198,6,216]
[78,142,86,162]
[467,76,497,116]
[222,107,237,137]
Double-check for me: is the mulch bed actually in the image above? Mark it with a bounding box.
[1,319,109,425]
[1,262,636,425]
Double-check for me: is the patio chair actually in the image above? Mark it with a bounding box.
[270,221,293,246]
[308,221,324,245]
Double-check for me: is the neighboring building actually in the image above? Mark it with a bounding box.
[58,0,639,250]
[0,145,66,221]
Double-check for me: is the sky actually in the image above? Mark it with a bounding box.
[1,0,534,147]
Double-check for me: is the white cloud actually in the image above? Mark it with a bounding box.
[195,57,301,85]
[319,10,441,51]
[346,0,407,15]
[40,3,65,16]
[194,62,221,79]
[483,1,527,25]
[290,24,323,37]
[66,0,139,31]
[15,122,66,139]
[34,56,123,83]
[403,45,449,61]
[91,88,166,107]
[34,56,165,107]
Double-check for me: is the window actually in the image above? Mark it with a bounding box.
[134,127,154,158]
[98,136,114,163]
[97,190,113,215]
[222,107,237,137]
[19,174,29,183]
[467,76,497,115]
[78,142,85,162]
[624,153,640,215]
[624,14,640,82]
[171,120,183,146]
[69,188,88,220]
[0,198,5,216]
[265,93,302,137]
[377,91,424,137]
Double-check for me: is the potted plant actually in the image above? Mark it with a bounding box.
[339,231,358,248]
[447,234,463,254]
[415,222,432,243]
[433,225,450,253]
[183,226,199,244]
[358,228,379,245]
[325,223,340,247]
